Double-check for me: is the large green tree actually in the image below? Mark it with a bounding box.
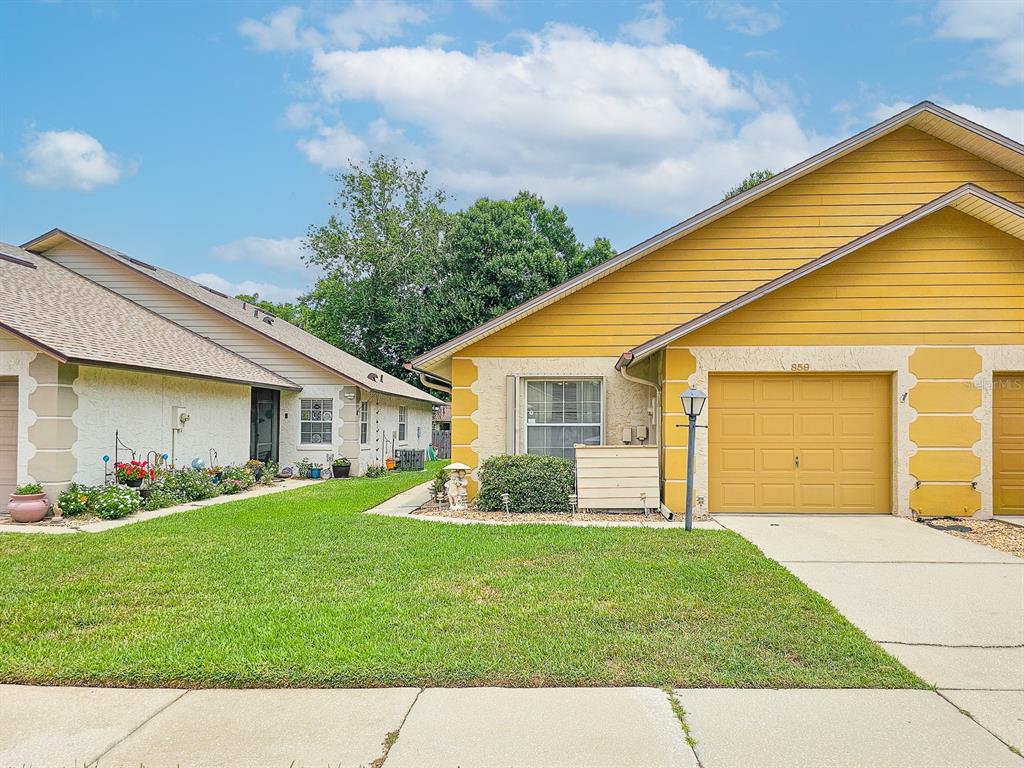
[427,191,614,347]
[302,155,451,379]
[301,157,615,382]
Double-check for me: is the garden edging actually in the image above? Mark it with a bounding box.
[0,478,323,535]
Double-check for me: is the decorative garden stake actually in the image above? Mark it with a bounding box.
[444,462,470,511]
[679,388,707,532]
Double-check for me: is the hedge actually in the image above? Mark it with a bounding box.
[475,454,575,513]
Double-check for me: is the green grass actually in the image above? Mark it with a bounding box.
[0,460,921,689]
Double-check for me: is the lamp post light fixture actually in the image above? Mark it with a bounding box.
[679,388,707,532]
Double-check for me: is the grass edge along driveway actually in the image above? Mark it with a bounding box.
[0,462,922,690]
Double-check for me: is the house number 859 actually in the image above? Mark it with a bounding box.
[791,363,811,371]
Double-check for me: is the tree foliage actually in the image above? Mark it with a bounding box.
[427,192,614,349]
[302,155,451,378]
[724,169,775,200]
[235,293,301,325]
[300,156,615,382]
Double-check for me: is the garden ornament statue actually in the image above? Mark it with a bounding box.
[444,462,471,511]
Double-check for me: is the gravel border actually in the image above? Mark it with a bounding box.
[922,517,1024,558]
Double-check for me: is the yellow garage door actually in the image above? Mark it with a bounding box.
[0,379,16,505]
[709,374,891,513]
[994,374,1024,515]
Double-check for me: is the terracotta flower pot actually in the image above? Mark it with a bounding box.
[385,458,396,471]
[8,493,48,523]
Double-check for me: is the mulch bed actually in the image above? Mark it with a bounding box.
[922,517,1024,558]
[411,500,711,523]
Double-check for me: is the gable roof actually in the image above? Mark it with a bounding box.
[0,242,299,390]
[618,184,1024,367]
[411,101,1024,377]
[22,230,442,405]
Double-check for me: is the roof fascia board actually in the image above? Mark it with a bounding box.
[624,184,1024,364]
[0,321,68,361]
[62,357,303,391]
[412,100,1015,368]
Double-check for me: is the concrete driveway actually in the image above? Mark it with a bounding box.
[718,515,1024,753]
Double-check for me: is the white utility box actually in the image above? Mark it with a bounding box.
[574,444,660,513]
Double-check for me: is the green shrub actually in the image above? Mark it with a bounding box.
[14,483,43,495]
[94,485,141,520]
[476,454,575,513]
[364,465,388,478]
[430,467,448,498]
[143,487,185,511]
[58,483,99,516]
[159,469,219,502]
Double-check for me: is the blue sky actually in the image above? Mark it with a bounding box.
[2,0,1022,302]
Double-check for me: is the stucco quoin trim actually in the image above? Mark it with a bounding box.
[411,102,1024,371]
[620,185,1024,367]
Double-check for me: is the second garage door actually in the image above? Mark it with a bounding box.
[709,374,892,513]
[994,374,1023,515]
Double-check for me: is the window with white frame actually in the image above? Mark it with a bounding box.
[524,379,602,460]
[359,401,369,445]
[300,398,333,445]
[398,405,408,441]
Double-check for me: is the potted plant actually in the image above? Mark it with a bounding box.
[331,456,351,478]
[385,456,396,471]
[245,459,265,481]
[295,458,313,479]
[8,483,48,523]
[115,460,152,488]
[310,462,323,479]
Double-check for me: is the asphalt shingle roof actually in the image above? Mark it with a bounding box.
[0,242,298,390]
[24,231,441,404]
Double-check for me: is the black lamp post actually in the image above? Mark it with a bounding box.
[680,388,707,531]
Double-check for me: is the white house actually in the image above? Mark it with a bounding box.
[0,232,440,502]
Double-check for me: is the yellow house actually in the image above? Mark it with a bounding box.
[412,102,1024,519]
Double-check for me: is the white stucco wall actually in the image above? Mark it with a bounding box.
[359,393,433,469]
[470,356,654,465]
[73,366,251,486]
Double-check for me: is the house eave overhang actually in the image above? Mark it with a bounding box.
[411,101,1024,371]
[621,184,1024,366]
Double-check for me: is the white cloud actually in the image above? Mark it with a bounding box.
[190,272,305,303]
[325,0,429,49]
[468,0,501,16]
[619,1,674,44]
[20,130,133,191]
[211,236,309,272]
[240,1,427,52]
[238,6,322,52]
[706,1,782,36]
[299,24,821,215]
[934,0,1024,83]
[872,101,1024,142]
[297,121,369,169]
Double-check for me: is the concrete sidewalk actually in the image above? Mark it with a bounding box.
[2,684,1020,768]
[718,515,1024,755]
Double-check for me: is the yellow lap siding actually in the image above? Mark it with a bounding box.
[464,127,1024,358]
[682,209,1024,348]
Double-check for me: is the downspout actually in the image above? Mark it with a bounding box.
[618,353,668,519]
[404,363,452,395]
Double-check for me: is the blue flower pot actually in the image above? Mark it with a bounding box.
[310,468,322,479]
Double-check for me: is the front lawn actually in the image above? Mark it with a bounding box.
[0,462,921,689]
